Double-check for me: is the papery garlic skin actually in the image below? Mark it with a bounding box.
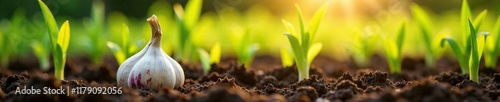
[128,42,176,89]
[116,41,151,86]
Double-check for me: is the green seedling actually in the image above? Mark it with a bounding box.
[281,48,294,67]
[381,22,406,74]
[198,42,221,74]
[84,0,106,66]
[38,0,71,80]
[444,0,488,74]
[441,20,487,83]
[344,28,378,67]
[411,4,442,68]
[484,16,500,68]
[235,31,259,69]
[31,41,50,70]
[282,3,327,81]
[1,10,27,68]
[107,23,132,64]
[173,0,203,63]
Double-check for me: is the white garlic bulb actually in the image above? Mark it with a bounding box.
[116,15,184,89]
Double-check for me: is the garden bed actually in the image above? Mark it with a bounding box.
[1,55,500,102]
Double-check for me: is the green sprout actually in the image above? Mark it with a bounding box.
[411,4,442,68]
[38,0,71,80]
[85,0,106,66]
[381,22,406,74]
[280,48,294,67]
[484,15,500,68]
[173,0,203,63]
[443,0,488,74]
[198,42,221,74]
[235,31,259,69]
[282,3,327,81]
[31,41,50,70]
[441,20,487,83]
[344,28,378,67]
[107,23,131,65]
[1,10,27,68]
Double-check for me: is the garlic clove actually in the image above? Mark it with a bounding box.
[116,40,151,86]
[128,46,176,89]
[164,53,185,87]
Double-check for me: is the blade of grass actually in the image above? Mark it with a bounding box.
[307,2,328,41]
[184,0,203,29]
[198,48,210,74]
[307,43,322,65]
[468,19,479,82]
[32,41,50,70]
[210,42,221,64]
[106,41,126,64]
[38,0,58,48]
[281,48,294,67]
[473,10,488,32]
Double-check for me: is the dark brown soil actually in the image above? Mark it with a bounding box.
[1,55,500,101]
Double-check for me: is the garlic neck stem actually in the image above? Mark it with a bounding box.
[147,15,162,47]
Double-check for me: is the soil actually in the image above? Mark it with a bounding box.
[1,54,500,102]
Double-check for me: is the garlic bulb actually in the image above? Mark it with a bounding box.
[116,15,184,89]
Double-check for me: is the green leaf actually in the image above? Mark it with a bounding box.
[461,0,471,32]
[122,23,130,57]
[281,48,294,67]
[38,0,59,47]
[106,41,126,65]
[31,41,50,70]
[307,43,322,65]
[307,2,329,40]
[210,42,221,64]
[468,19,480,82]
[54,44,65,80]
[282,19,298,39]
[441,37,464,61]
[184,0,203,29]
[57,21,70,53]
[248,43,259,59]
[197,48,210,74]
[285,33,304,61]
[396,22,406,53]
[294,4,306,38]
[383,38,399,61]
[473,10,487,32]
[477,33,488,59]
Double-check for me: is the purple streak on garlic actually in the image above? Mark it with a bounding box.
[116,15,185,90]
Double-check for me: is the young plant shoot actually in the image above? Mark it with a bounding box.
[173,0,203,63]
[198,42,221,74]
[107,23,131,65]
[235,31,259,69]
[38,0,71,80]
[116,15,185,90]
[282,3,327,81]
[281,48,294,67]
[441,20,487,83]
[446,0,488,74]
[484,15,500,68]
[411,4,440,68]
[344,28,378,67]
[381,22,406,74]
[86,0,106,66]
